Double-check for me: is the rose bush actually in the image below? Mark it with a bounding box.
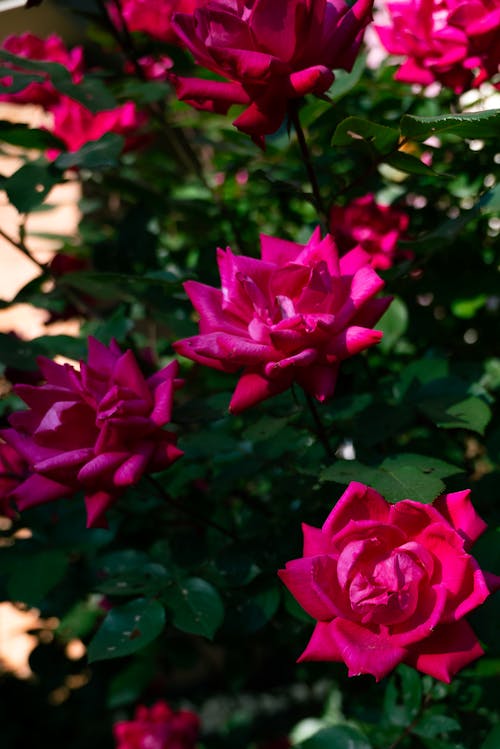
[375,0,500,92]
[279,482,500,682]
[2,338,183,528]
[113,700,200,749]
[170,0,373,143]
[174,227,391,412]
[329,194,410,270]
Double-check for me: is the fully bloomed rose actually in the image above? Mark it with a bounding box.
[170,0,373,143]
[329,194,410,270]
[1,338,183,528]
[279,482,500,682]
[113,700,200,749]
[115,0,208,44]
[375,0,500,93]
[173,228,391,412]
[0,33,83,106]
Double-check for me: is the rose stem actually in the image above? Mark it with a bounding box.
[288,101,327,229]
[146,475,238,541]
[304,391,333,458]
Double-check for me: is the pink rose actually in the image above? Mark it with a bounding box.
[375,0,500,93]
[0,33,83,106]
[0,442,28,519]
[114,0,208,44]
[173,227,391,413]
[279,482,500,682]
[113,700,200,749]
[2,337,183,528]
[329,194,410,270]
[47,97,148,155]
[170,0,373,143]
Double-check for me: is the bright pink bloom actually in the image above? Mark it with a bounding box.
[113,700,200,749]
[375,0,500,93]
[47,97,147,154]
[115,0,208,44]
[2,338,183,528]
[170,0,373,143]
[279,482,500,682]
[329,194,410,270]
[0,442,28,519]
[0,33,83,106]
[173,227,391,413]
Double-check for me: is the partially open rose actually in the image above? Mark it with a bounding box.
[279,482,500,682]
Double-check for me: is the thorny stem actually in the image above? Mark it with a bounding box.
[304,391,333,459]
[289,102,327,229]
[146,475,238,541]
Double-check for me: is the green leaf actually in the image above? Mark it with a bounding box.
[214,546,260,588]
[87,598,165,662]
[320,460,377,485]
[4,161,60,213]
[480,183,500,214]
[400,109,500,141]
[419,394,491,435]
[412,714,460,739]
[327,53,366,102]
[451,294,488,319]
[331,117,399,153]
[0,121,65,150]
[377,297,408,352]
[371,464,444,504]
[55,133,125,170]
[298,725,372,749]
[57,600,102,642]
[384,150,438,176]
[7,550,68,607]
[163,578,224,639]
[108,658,156,708]
[95,550,170,597]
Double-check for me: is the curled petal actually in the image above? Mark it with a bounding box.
[406,620,484,683]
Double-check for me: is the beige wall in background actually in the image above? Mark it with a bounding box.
[1,1,81,42]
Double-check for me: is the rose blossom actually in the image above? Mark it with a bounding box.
[170,0,373,143]
[173,227,391,413]
[0,442,28,519]
[0,33,84,106]
[114,0,208,44]
[329,194,410,270]
[113,700,200,749]
[1,338,183,528]
[375,0,500,93]
[47,97,147,155]
[279,482,500,682]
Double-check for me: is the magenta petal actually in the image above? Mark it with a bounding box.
[406,620,484,683]
[11,473,71,510]
[229,369,290,413]
[322,482,388,538]
[434,490,487,548]
[302,522,331,557]
[85,490,115,529]
[298,621,343,663]
[278,555,343,621]
[303,618,407,680]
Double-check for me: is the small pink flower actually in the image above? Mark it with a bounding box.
[114,0,208,44]
[170,0,373,144]
[375,0,500,93]
[2,338,183,528]
[113,700,200,749]
[0,33,83,106]
[47,97,148,155]
[329,194,410,270]
[279,482,500,682]
[0,442,28,519]
[173,227,391,413]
